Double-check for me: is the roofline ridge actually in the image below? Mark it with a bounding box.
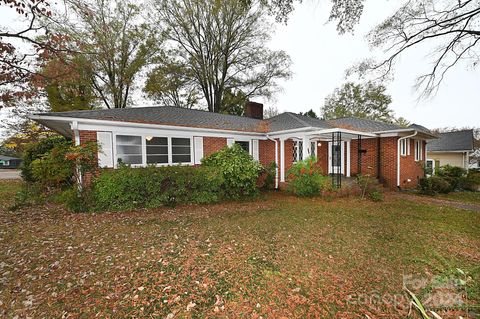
[286,112,313,127]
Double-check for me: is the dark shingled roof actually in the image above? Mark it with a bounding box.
[266,112,333,132]
[36,106,266,133]
[427,130,474,152]
[326,117,402,132]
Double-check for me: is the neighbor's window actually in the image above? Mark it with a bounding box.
[415,140,422,161]
[172,138,191,163]
[146,137,168,164]
[235,141,250,153]
[293,140,303,162]
[116,135,142,164]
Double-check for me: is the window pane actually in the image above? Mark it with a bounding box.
[172,154,191,163]
[117,135,141,145]
[172,138,190,146]
[235,141,249,153]
[116,135,142,165]
[147,146,168,155]
[172,138,191,163]
[147,137,167,146]
[147,155,168,164]
[118,155,142,165]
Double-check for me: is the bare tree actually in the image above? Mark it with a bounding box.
[350,0,480,98]
[153,0,291,113]
[57,0,161,109]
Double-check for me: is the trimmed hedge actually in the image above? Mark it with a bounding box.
[93,165,224,210]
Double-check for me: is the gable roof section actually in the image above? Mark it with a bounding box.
[427,130,474,152]
[0,155,21,161]
[35,106,266,133]
[266,112,332,132]
[326,117,402,133]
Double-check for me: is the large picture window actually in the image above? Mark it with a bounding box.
[146,137,168,164]
[116,135,142,165]
[172,138,191,163]
[115,135,192,166]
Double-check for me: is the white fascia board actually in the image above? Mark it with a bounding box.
[29,115,267,139]
[309,128,377,138]
[266,127,315,137]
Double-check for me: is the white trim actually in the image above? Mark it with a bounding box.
[346,141,351,177]
[280,138,285,182]
[227,138,234,147]
[97,132,114,168]
[252,139,259,161]
[328,141,345,175]
[397,131,418,187]
[302,136,309,160]
[194,136,204,164]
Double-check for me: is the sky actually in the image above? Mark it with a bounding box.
[0,0,479,140]
[265,0,480,128]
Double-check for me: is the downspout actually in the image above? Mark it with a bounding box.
[266,135,279,190]
[397,131,417,189]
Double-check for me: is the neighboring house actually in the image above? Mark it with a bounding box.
[426,130,474,172]
[30,102,437,189]
[0,155,22,169]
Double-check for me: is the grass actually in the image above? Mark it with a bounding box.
[435,191,480,204]
[0,180,479,318]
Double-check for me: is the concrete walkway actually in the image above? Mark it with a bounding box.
[0,170,21,180]
[394,192,480,212]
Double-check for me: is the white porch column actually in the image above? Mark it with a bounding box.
[346,141,351,177]
[302,136,309,160]
[280,138,285,182]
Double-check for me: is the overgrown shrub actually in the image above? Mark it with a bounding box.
[287,157,329,197]
[31,143,74,188]
[460,170,480,191]
[436,164,466,190]
[21,136,69,182]
[201,144,263,199]
[262,161,277,190]
[419,176,452,195]
[368,189,384,202]
[94,165,224,210]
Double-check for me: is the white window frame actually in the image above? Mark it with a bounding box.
[414,140,422,161]
[113,133,194,168]
[293,140,303,162]
[231,138,253,156]
[400,139,408,156]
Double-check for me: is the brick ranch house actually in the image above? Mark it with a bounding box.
[30,102,437,190]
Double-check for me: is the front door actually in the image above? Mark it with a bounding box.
[328,141,344,174]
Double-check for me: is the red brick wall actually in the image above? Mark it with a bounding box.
[77,130,98,186]
[398,139,426,189]
[259,139,276,167]
[203,137,227,157]
[379,137,398,189]
[350,138,379,177]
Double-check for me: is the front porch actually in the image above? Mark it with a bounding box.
[271,128,378,188]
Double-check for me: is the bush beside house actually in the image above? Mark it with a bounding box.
[419,164,480,195]
[286,157,330,197]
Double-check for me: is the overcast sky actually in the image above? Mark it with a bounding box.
[0,0,479,140]
[265,0,479,128]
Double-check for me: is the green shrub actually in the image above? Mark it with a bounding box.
[419,176,452,195]
[93,165,224,210]
[460,170,480,191]
[201,144,263,199]
[31,143,74,187]
[436,164,466,190]
[21,136,69,182]
[368,189,384,202]
[262,161,277,190]
[287,157,329,197]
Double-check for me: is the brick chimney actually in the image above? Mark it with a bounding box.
[244,101,263,120]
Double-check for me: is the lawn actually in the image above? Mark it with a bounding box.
[0,180,479,318]
[434,191,480,205]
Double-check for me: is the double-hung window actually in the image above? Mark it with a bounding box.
[235,141,250,153]
[146,137,168,164]
[414,140,422,161]
[172,138,191,163]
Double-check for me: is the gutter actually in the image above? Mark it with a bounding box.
[397,131,418,189]
[266,135,279,189]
